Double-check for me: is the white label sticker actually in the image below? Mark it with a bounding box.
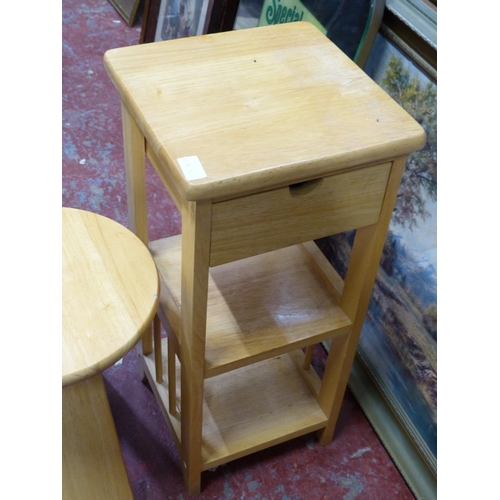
[178,156,207,181]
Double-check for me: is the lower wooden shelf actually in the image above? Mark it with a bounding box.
[141,346,328,471]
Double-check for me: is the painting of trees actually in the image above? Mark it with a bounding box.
[383,55,437,230]
[366,50,437,453]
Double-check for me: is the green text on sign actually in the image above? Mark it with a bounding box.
[258,0,327,34]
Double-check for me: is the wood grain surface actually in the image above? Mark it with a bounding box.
[62,207,159,386]
[104,22,425,201]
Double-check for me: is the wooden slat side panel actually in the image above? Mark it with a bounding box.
[142,344,327,471]
[210,163,391,266]
[142,352,182,449]
[150,235,182,344]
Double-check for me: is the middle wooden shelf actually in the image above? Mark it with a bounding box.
[150,235,352,378]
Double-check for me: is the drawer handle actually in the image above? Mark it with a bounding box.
[289,178,323,197]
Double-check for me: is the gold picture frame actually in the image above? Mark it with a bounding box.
[108,0,143,26]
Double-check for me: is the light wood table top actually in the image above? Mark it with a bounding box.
[62,207,159,387]
[104,21,425,202]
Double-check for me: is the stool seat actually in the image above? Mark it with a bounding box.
[62,207,159,387]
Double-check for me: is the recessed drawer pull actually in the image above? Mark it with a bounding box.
[289,178,323,197]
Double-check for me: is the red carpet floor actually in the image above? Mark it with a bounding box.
[62,1,416,498]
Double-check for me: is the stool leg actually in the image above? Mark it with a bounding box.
[168,339,177,415]
[154,314,163,383]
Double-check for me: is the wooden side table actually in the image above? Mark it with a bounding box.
[62,207,159,499]
[104,22,425,495]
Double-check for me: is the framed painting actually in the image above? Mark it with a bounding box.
[141,0,240,43]
[317,31,437,499]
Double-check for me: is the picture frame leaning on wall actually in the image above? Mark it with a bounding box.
[324,3,437,499]
[140,0,241,42]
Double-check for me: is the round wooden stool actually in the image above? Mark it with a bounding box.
[62,207,159,499]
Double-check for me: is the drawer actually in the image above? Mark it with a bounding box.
[209,162,392,266]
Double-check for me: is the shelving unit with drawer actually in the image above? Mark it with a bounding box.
[104,21,425,495]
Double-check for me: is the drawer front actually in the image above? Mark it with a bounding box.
[210,162,391,266]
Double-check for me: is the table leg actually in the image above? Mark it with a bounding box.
[317,155,408,445]
[180,199,212,495]
[121,102,153,358]
[121,102,148,245]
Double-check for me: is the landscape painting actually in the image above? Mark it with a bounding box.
[318,34,437,459]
